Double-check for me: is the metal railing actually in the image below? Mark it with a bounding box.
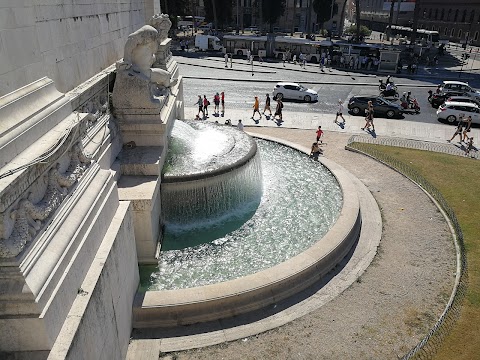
[345,137,468,360]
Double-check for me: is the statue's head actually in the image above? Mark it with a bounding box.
[123,25,159,69]
[150,13,172,42]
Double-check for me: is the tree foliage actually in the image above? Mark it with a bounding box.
[160,0,189,17]
[260,0,286,31]
[204,0,234,29]
[345,24,371,37]
[313,0,338,25]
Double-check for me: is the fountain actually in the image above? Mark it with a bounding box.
[133,121,362,327]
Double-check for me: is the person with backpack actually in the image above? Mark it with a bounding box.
[251,96,261,120]
[263,94,272,116]
[195,95,204,119]
[203,95,210,117]
[213,92,220,114]
[274,98,283,121]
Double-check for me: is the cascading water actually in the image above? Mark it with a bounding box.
[140,120,343,291]
[161,121,263,249]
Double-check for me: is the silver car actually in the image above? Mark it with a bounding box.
[272,82,318,102]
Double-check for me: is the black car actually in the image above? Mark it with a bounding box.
[347,95,404,118]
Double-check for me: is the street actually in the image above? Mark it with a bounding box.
[176,54,479,125]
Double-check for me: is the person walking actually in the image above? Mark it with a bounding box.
[252,96,261,120]
[274,98,283,121]
[315,126,323,143]
[465,137,475,157]
[213,92,220,114]
[361,101,374,131]
[309,142,322,161]
[463,115,472,142]
[334,100,346,124]
[224,53,229,68]
[203,95,209,117]
[448,116,464,143]
[221,91,225,115]
[195,95,204,119]
[282,53,286,67]
[263,94,272,116]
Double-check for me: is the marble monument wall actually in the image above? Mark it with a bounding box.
[0,0,148,97]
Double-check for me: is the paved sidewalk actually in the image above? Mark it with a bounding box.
[184,106,479,158]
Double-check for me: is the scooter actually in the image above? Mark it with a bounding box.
[401,97,420,114]
[380,89,399,99]
[379,79,397,92]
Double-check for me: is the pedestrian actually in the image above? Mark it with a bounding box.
[252,96,261,120]
[263,93,272,116]
[302,53,306,68]
[224,53,229,68]
[361,101,374,131]
[292,54,297,65]
[246,49,251,62]
[334,99,346,124]
[309,142,322,161]
[213,92,220,114]
[320,56,324,71]
[465,137,475,157]
[463,115,472,142]
[195,95,204,119]
[221,91,225,115]
[274,98,283,121]
[447,117,464,143]
[315,126,323,143]
[282,53,286,67]
[249,54,254,65]
[203,95,209,117]
[237,119,244,131]
[299,53,304,67]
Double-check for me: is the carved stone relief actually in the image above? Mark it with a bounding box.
[0,144,91,258]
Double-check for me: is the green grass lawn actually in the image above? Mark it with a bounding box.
[352,144,480,360]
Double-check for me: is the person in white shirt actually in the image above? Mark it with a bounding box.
[237,119,244,131]
[334,99,346,124]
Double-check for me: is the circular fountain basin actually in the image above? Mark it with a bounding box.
[133,134,361,328]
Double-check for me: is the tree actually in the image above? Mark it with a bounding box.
[313,0,338,26]
[355,0,361,41]
[410,0,421,44]
[260,0,286,32]
[386,0,396,41]
[204,0,233,29]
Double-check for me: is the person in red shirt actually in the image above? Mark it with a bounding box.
[221,92,225,115]
[315,126,323,143]
[203,95,209,116]
[213,92,220,114]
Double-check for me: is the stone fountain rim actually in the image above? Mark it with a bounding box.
[162,124,257,183]
[133,134,361,328]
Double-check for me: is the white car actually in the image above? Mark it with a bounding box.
[272,82,318,102]
[444,95,480,106]
[439,81,480,101]
[436,101,480,123]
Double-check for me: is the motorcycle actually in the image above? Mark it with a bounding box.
[379,79,397,92]
[401,97,420,114]
[380,89,399,99]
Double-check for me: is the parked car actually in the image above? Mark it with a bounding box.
[347,95,404,118]
[272,82,318,102]
[438,81,480,101]
[436,101,480,123]
[444,95,480,106]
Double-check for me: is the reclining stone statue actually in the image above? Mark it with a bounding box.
[112,25,177,120]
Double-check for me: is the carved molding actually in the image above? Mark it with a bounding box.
[0,144,91,258]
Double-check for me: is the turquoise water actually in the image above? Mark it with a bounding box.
[140,139,343,291]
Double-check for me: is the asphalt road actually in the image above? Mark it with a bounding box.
[177,57,444,124]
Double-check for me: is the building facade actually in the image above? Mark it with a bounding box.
[416,0,480,46]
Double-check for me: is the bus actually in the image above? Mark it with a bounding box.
[273,36,332,63]
[223,34,268,57]
[222,34,333,63]
[386,25,440,44]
